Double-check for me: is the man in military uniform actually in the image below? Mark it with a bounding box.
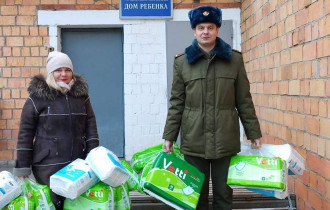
[162,6,262,210]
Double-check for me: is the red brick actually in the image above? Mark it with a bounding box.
[301,80,310,95]
[39,26,48,36]
[12,47,21,56]
[0,100,14,109]
[21,47,30,56]
[18,5,36,15]
[12,89,20,98]
[31,47,39,56]
[310,135,318,153]
[7,140,17,150]
[310,79,326,97]
[296,8,308,28]
[1,6,17,15]
[11,26,20,36]
[310,98,319,115]
[7,57,24,66]
[285,15,295,32]
[59,0,75,3]
[289,80,300,95]
[25,57,42,66]
[0,150,13,160]
[327,180,330,199]
[319,156,330,180]
[308,0,323,22]
[319,16,330,38]
[291,46,303,63]
[21,89,28,98]
[3,130,11,139]
[293,113,305,130]
[305,116,319,135]
[0,16,15,25]
[1,109,12,119]
[13,109,22,118]
[8,78,25,88]
[16,15,34,25]
[307,152,321,174]
[22,0,40,5]
[303,42,317,61]
[319,99,327,117]
[295,180,308,201]
[21,26,29,35]
[309,171,318,190]
[12,68,20,77]
[307,188,323,210]
[24,37,42,46]
[6,37,23,46]
[15,99,25,108]
[2,89,10,99]
[326,79,330,97]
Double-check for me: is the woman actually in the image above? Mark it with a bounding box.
[13,51,99,209]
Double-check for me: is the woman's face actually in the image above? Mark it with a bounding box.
[53,67,73,84]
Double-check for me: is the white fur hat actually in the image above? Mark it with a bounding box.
[46,51,73,74]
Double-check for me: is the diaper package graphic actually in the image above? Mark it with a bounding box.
[143,152,205,210]
[25,178,55,210]
[120,160,140,191]
[131,142,183,173]
[0,171,22,209]
[50,158,99,200]
[86,146,130,187]
[227,155,287,190]
[63,181,115,210]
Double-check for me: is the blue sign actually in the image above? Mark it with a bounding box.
[120,0,173,19]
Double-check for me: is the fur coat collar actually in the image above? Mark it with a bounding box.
[28,74,89,100]
[185,37,232,64]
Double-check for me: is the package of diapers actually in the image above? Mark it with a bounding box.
[0,171,22,209]
[50,159,99,200]
[3,193,35,210]
[120,160,140,191]
[131,142,183,173]
[3,180,35,210]
[138,161,153,194]
[260,144,305,175]
[25,178,55,210]
[239,143,305,175]
[86,146,130,187]
[63,181,115,210]
[143,152,205,210]
[114,183,131,210]
[227,155,287,190]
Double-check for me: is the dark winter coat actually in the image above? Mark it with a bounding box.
[13,74,99,177]
[163,37,262,159]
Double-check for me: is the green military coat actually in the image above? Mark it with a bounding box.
[163,37,262,159]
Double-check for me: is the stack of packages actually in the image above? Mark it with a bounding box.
[130,143,205,210]
[49,146,132,210]
[0,171,56,210]
[227,143,305,199]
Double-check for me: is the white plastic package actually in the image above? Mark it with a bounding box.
[86,146,130,187]
[50,159,99,200]
[0,171,22,209]
[239,143,305,175]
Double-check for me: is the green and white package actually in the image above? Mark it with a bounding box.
[3,194,35,210]
[227,155,287,190]
[143,152,205,210]
[131,142,183,173]
[138,161,153,194]
[63,181,114,210]
[120,160,140,191]
[3,182,35,210]
[25,178,55,210]
[114,184,131,210]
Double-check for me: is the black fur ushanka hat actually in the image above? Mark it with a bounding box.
[188,6,222,28]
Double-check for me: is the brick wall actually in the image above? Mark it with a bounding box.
[241,0,329,209]
[0,1,240,163]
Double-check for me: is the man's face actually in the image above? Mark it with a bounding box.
[193,23,219,48]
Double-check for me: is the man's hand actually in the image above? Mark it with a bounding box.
[163,140,173,153]
[250,138,262,149]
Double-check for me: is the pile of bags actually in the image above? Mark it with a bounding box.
[0,142,306,209]
[227,143,305,199]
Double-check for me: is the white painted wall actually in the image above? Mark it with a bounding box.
[38,8,241,160]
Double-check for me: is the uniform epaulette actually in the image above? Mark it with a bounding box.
[232,49,242,53]
[175,52,184,58]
